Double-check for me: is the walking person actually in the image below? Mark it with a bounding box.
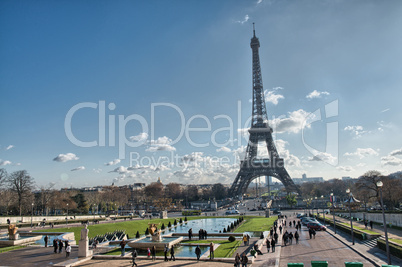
[279,225,283,234]
[274,232,278,243]
[65,242,71,258]
[120,240,126,256]
[243,235,248,246]
[241,252,248,267]
[44,235,48,247]
[209,242,214,260]
[195,245,201,261]
[188,228,192,241]
[53,239,58,253]
[271,238,276,252]
[170,245,175,261]
[246,234,250,245]
[131,248,138,267]
[289,232,293,244]
[58,239,63,253]
[151,245,156,261]
[164,244,169,261]
[312,229,316,239]
[254,243,263,255]
[235,252,241,267]
[147,247,151,258]
[295,231,299,244]
[364,220,368,229]
[308,228,313,239]
[266,238,270,253]
[369,220,373,229]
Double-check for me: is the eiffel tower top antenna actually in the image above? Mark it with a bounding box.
[253,22,256,37]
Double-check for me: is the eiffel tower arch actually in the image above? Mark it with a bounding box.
[229,24,300,197]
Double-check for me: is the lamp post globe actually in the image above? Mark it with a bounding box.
[331,193,336,234]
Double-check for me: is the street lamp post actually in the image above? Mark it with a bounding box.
[346,189,355,245]
[377,181,391,265]
[31,203,34,227]
[321,195,325,225]
[331,193,336,234]
[66,203,69,226]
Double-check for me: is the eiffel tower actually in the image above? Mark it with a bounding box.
[229,24,299,197]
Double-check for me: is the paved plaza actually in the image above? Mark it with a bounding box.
[0,211,401,266]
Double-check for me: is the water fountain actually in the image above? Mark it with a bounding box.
[0,224,42,247]
[128,223,182,250]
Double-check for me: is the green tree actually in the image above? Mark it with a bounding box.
[286,194,297,208]
[72,193,89,213]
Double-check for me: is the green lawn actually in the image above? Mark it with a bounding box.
[33,216,240,244]
[0,245,26,254]
[390,238,402,245]
[339,223,379,235]
[234,216,277,233]
[182,239,241,257]
[34,217,189,244]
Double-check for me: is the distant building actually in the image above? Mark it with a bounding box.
[292,174,324,184]
[342,176,352,181]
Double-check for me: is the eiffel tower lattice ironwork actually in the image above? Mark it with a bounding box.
[229,25,299,197]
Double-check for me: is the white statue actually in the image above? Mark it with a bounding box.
[80,224,89,241]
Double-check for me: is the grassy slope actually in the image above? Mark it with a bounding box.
[0,245,26,254]
[234,216,277,233]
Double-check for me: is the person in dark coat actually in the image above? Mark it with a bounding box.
[131,248,138,267]
[151,245,156,261]
[274,232,278,243]
[266,238,270,252]
[271,238,276,252]
[170,245,175,261]
[369,220,373,229]
[279,225,283,234]
[241,252,248,267]
[164,245,169,261]
[188,228,192,241]
[44,235,48,247]
[195,245,201,261]
[289,232,294,244]
[309,228,313,239]
[295,231,299,244]
[58,239,63,253]
[53,239,58,253]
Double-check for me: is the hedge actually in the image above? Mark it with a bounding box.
[377,238,402,259]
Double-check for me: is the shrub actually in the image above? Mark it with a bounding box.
[184,217,188,222]
[135,231,140,238]
[145,228,149,235]
[168,221,172,228]
[161,223,165,230]
[227,226,231,232]
[223,228,227,233]
[228,235,236,242]
[231,223,234,229]
[174,219,177,226]
[179,218,183,224]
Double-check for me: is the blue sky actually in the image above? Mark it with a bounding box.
[1,0,402,188]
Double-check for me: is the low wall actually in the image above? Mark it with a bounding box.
[337,212,402,228]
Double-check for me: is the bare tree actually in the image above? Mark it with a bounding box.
[0,168,7,186]
[7,170,35,216]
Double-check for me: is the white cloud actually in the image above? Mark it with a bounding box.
[308,152,337,165]
[344,125,367,137]
[275,139,301,167]
[381,156,402,166]
[344,148,379,159]
[270,109,312,133]
[380,108,390,113]
[265,89,284,105]
[306,90,330,99]
[5,145,14,150]
[71,166,85,171]
[93,168,102,173]
[257,0,263,4]
[109,166,130,174]
[390,148,402,156]
[129,132,148,143]
[236,15,249,24]
[336,166,354,172]
[217,147,231,153]
[105,159,121,166]
[146,136,176,152]
[0,159,12,166]
[53,153,79,162]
